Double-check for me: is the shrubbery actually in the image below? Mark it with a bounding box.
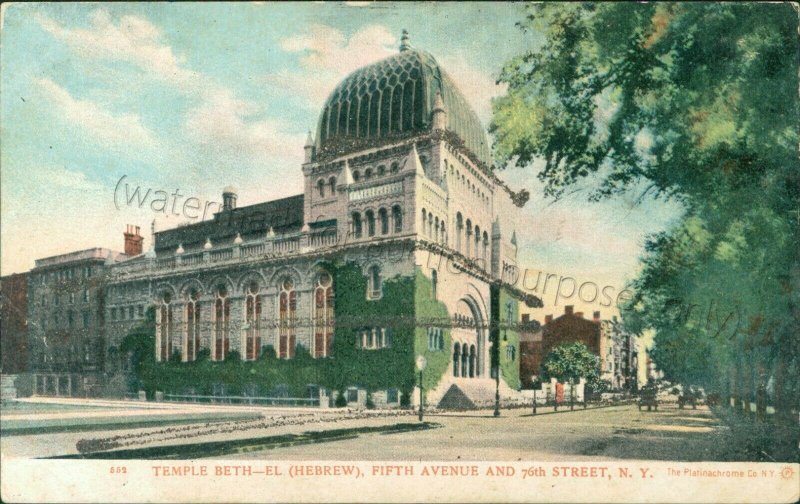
[121,261,419,404]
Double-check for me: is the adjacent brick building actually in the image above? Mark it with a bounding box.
[1,272,29,374]
[520,305,638,391]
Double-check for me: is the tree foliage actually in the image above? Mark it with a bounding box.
[492,3,799,406]
[541,342,600,384]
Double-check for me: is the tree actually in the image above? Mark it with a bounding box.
[541,342,600,385]
[491,3,799,418]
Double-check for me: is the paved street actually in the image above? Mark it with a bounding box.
[230,403,742,462]
[2,398,755,462]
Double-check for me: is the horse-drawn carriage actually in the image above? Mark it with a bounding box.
[678,388,701,409]
[638,384,658,411]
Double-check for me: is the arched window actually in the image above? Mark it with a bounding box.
[469,345,477,378]
[328,176,336,195]
[377,165,386,176]
[317,179,325,197]
[365,210,376,237]
[427,328,443,351]
[431,269,438,299]
[390,162,399,173]
[313,272,334,358]
[278,278,296,359]
[475,225,481,260]
[506,345,516,361]
[364,167,373,180]
[184,289,201,362]
[379,208,389,235]
[453,344,461,377]
[367,265,382,300]
[213,285,230,361]
[352,212,363,238]
[245,282,261,361]
[421,209,427,236]
[465,219,473,257]
[392,205,402,232]
[441,222,447,245]
[157,292,172,362]
[353,170,361,182]
[428,213,433,237]
[434,217,440,242]
[461,342,469,378]
[483,231,489,262]
[456,213,463,252]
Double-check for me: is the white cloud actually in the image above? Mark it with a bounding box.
[36,9,197,87]
[35,9,305,176]
[35,77,157,149]
[438,55,506,124]
[281,23,396,73]
[184,88,305,162]
[270,23,503,125]
[47,166,106,192]
[265,24,396,110]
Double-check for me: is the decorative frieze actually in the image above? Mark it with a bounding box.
[349,181,403,202]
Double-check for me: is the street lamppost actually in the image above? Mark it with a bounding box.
[531,375,539,415]
[494,302,514,417]
[416,355,427,422]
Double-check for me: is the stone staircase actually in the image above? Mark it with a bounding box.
[1,374,19,400]
[428,377,526,410]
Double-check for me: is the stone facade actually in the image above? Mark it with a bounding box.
[600,317,639,391]
[26,247,129,396]
[23,37,540,407]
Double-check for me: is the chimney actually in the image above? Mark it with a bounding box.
[222,186,238,211]
[593,311,601,323]
[123,225,144,256]
[521,314,530,323]
[544,314,553,324]
[564,305,574,315]
[575,311,583,319]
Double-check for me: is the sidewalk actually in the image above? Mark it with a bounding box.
[426,401,635,418]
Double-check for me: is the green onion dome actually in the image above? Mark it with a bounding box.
[316,37,490,164]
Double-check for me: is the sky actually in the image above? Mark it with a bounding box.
[1,2,684,329]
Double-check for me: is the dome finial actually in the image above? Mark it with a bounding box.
[399,29,410,52]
